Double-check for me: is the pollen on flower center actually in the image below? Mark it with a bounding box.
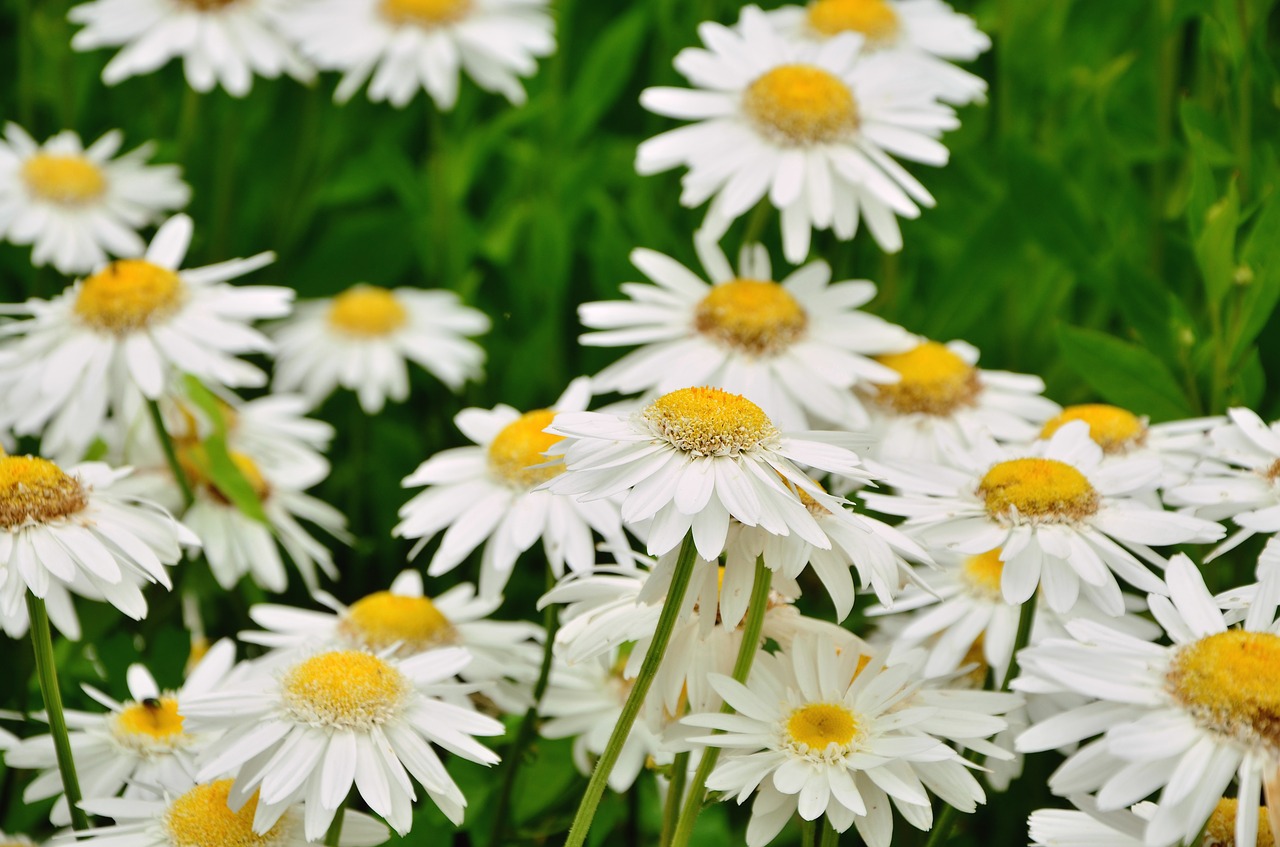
[164,780,278,847]
[642,387,779,457]
[873,342,980,416]
[282,651,409,730]
[21,154,107,205]
[488,409,563,487]
[75,260,184,334]
[1204,797,1275,847]
[786,703,858,751]
[113,697,187,750]
[807,0,902,46]
[743,64,859,146]
[1041,404,1146,454]
[962,549,1004,598]
[1166,630,1280,752]
[978,458,1099,522]
[340,591,456,655]
[0,456,88,528]
[328,285,408,337]
[380,0,472,26]
[693,280,809,357]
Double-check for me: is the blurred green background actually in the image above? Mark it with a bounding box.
[0,0,1278,843]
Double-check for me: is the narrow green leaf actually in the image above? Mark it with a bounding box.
[564,7,650,143]
[1194,178,1240,310]
[181,376,269,525]
[1056,325,1194,421]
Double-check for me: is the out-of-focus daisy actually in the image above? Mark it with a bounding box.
[0,124,189,275]
[1015,555,1280,847]
[0,214,290,461]
[637,5,957,262]
[860,339,1059,462]
[187,647,503,838]
[1029,797,1153,847]
[862,422,1224,615]
[5,639,235,825]
[394,378,630,596]
[272,284,489,414]
[0,832,37,847]
[68,0,313,96]
[544,386,869,560]
[277,0,554,108]
[580,237,914,430]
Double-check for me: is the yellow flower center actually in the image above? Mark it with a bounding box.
[281,651,409,730]
[743,65,859,146]
[327,285,408,337]
[0,456,87,528]
[21,154,107,205]
[164,780,278,847]
[642,387,779,457]
[340,592,455,655]
[693,280,809,357]
[488,409,563,488]
[1204,798,1275,847]
[962,549,1004,598]
[807,0,902,46]
[179,447,270,504]
[75,260,184,334]
[1041,404,1146,454]
[873,342,980,416]
[786,703,858,749]
[1166,630,1280,752]
[113,697,186,749]
[978,458,1099,522]
[380,0,472,26]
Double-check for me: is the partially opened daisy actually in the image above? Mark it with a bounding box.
[580,236,914,430]
[0,214,291,461]
[187,647,503,838]
[277,0,555,108]
[0,124,189,275]
[637,5,958,262]
[68,0,313,96]
[272,284,489,414]
[862,421,1224,615]
[1015,555,1280,847]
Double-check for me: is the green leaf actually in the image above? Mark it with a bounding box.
[564,7,651,144]
[1194,178,1240,310]
[1056,325,1194,421]
[181,376,269,525]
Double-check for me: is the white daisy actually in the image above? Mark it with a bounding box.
[277,0,555,108]
[1015,555,1280,847]
[1029,797,1153,847]
[272,284,489,414]
[0,833,37,847]
[0,124,189,276]
[637,5,958,262]
[0,214,292,462]
[861,421,1225,615]
[5,639,235,825]
[68,0,313,96]
[580,236,915,430]
[186,647,504,838]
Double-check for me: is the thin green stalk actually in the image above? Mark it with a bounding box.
[16,0,34,127]
[563,534,700,847]
[146,398,194,510]
[1234,0,1252,195]
[741,201,772,246]
[819,816,839,847]
[26,594,90,832]
[324,804,345,847]
[802,818,817,847]
[659,751,690,847]
[669,557,772,847]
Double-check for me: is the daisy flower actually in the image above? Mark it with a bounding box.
[543,385,870,561]
[272,284,489,414]
[5,639,235,825]
[637,5,958,262]
[186,647,504,838]
[861,421,1225,615]
[579,236,914,430]
[0,124,189,275]
[68,0,313,96]
[277,0,555,108]
[0,214,291,462]
[1015,555,1280,847]
[0,832,37,847]
[1029,797,1153,847]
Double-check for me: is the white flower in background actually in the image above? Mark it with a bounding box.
[580,236,914,430]
[637,5,957,262]
[862,422,1224,615]
[277,0,555,108]
[0,214,290,462]
[272,284,489,414]
[5,640,235,825]
[1015,555,1280,847]
[860,339,1059,463]
[0,124,189,275]
[768,0,992,106]
[0,831,37,847]
[68,0,313,96]
[394,378,630,597]
[187,647,503,838]
[1029,797,1153,847]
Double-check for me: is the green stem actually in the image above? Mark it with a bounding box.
[26,594,89,832]
[819,816,839,847]
[802,818,817,847]
[741,201,772,246]
[669,557,772,847]
[147,398,194,510]
[563,534,700,847]
[659,752,690,847]
[1234,0,1251,196]
[324,803,345,847]
[16,0,34,127]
